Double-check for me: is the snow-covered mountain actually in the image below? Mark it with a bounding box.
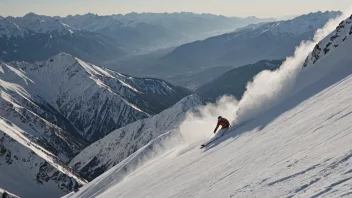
[146,11,341,77]
[0,188,18,198]
[66,14,352,198]
[0,12,274,65]
[69,95,205,181]
[0,13,125,64]
[0,18,27,38]
[0,127,84,198]
[0,52,192,197]
[0,53,190,162]
[12,13,76,35]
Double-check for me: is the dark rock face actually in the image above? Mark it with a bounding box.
[304,15,352,68]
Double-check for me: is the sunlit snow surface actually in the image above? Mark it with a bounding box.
[66,16,352,198]
[68,70,352,198]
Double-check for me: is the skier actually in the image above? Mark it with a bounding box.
[201,116,230,148]
[214,116,230,134]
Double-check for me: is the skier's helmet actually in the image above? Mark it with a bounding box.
[218,116,222,121]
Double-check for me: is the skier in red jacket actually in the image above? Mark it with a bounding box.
[214,116,230,133]
[201,116,231,148]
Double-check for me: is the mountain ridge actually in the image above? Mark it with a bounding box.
[143,11,342,77]
[69,94,206,181]
[0,53,191,162]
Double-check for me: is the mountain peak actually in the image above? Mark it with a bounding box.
[23,12,40,19]
[51,52,75,59]
[174,94,206,109]
[46,52,77,65]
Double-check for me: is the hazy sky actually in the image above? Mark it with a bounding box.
[1,0,351,18]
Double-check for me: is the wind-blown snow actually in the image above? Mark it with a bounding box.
[236,11,352,124]
[68,95,206,181]
[66,17,352,197]
[65,9,352,198]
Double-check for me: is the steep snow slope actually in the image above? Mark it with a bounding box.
[66,14,352,198]
[67,65,352,197]
[0,53,190,161]
[69,95,205,181]
[0,188,18,198]
[0,129,84,198]
[304,15,352,67]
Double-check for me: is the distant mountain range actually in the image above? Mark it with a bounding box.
[0,12,274,65]
[124,11,341,79]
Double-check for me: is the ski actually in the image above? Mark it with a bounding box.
[200,134,223,148]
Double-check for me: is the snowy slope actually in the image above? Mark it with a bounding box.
[0,54,191,197]
[69,72,352,198]
[0,129,83,198]
[0,53,190,162]
[0,18,27,38]
[66,14,352,198]
[0,188,18,198]
[69,95,205,181]
[304,15,352,67]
